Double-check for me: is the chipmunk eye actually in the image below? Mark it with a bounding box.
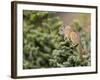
[60,28,63,31]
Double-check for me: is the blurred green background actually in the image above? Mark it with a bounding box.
[23,10,91,69]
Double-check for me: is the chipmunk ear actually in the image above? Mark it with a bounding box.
[59,25,65,35]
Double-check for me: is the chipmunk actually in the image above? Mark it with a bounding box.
[59,25,86,58]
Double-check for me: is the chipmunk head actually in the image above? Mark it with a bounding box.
[59,25,73,35]
[59,25,65,35]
